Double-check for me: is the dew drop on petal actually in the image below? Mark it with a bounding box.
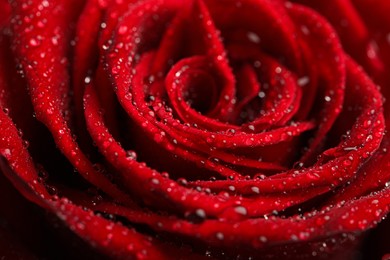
[2,148,11,157]
[258,91,265,98]
[247,31,260,43]
[118,25,128,35]
[84,76,91,84]
[195,209,206,219]
[363,120,372,128]
[234,206,247,216]
[343,159,352,166]
[297,76,309,87]
[150,178,160,185]
[29,38,40,46]
[76,222,85,230]
[228,185,235,191]
[125,150,137,160]
[51,37,59,45]
[215,232,224,240]
[301,25,310,35]
[251,186,260,194]
[259,236,267,243]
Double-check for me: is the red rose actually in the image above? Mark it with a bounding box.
[0,0,389,259]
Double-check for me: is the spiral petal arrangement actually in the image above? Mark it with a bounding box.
[0,0,390,259]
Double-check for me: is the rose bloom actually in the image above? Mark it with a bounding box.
[0,0,390,259]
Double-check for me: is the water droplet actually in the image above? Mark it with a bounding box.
[148,111,155,117]
[258,91,265,98]
[76,222,85,230]
[150,178,160,185]
[215,232,224,240]
[112,66,119,75]
[118,25,128,35]
[2,148,11,157]
[2,108,9,115]
[301,25,310,35]
[259,236,267,243]
[195,209,206,219]
[84,76,91,84]
[297,76,309,87]
[247,31,260,43]
[177,178,188,186]
[234,206,247,215]
[51,37,59,45]
[126,150,137,160]
[343,159,352,166]
[245,138,254,146]
[29,38,40,46]
[363,120,372,128]
[299,231,309,240]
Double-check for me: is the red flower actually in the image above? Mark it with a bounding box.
[0,0,389,259]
